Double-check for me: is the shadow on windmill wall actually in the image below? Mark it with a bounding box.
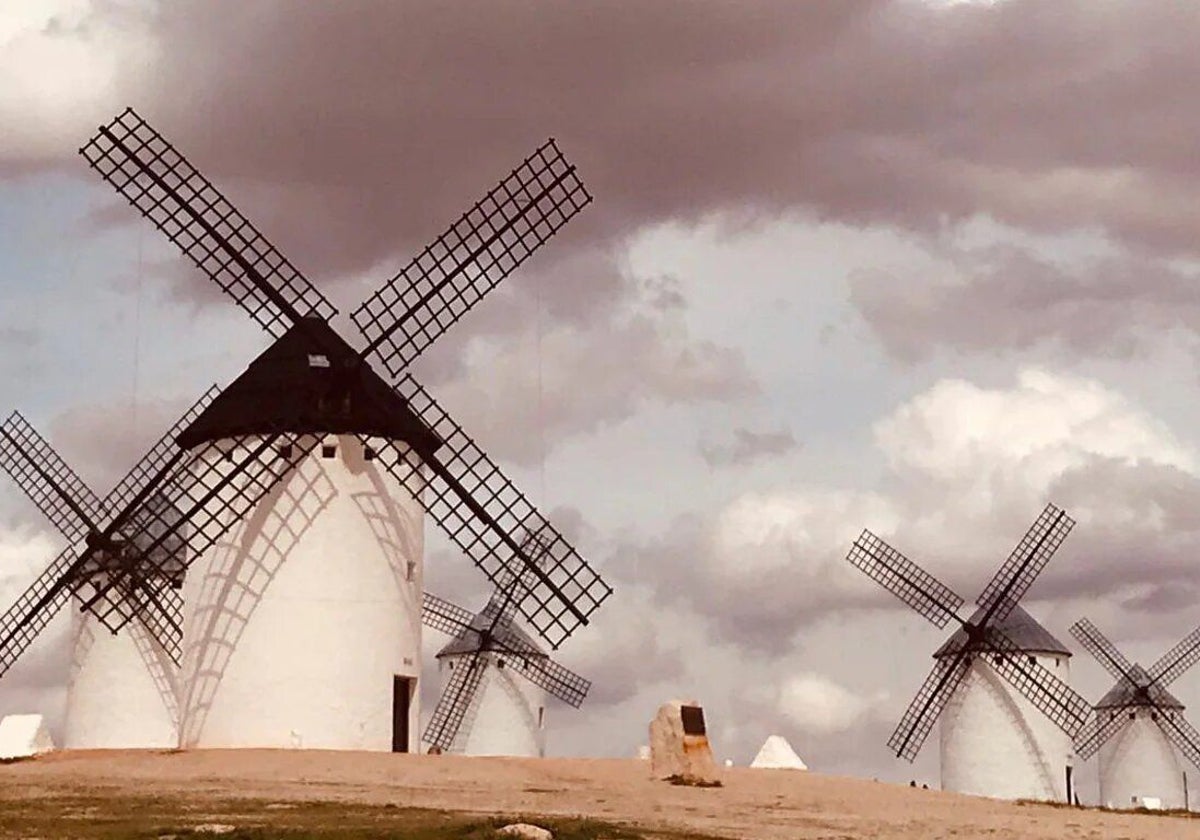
[179,437,336,746]
[350,436,424,632]
[942,657,1063,800]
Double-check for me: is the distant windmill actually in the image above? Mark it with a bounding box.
[846,504,1091,801]
[0,385,303,746]
[420,533,590,756]
[1070,618,1200,809]
[78,108,612,751]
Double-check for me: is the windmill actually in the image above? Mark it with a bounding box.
[1070,618,1200,809]
[846,503,1092,801]
[420,532,590,757]
[79,108,612,752]
[0,401,206,747]
[0,384,307,746]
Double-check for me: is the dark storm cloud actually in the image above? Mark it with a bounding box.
[698,426,799,468]
[851,244,1200,362]
[34,0,1196,283]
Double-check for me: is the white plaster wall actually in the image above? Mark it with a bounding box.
[939,652,1072,801]
[1098,710,1187,810]
[178,434,423,751]
[442,652,546,758]
[63,603,178,748]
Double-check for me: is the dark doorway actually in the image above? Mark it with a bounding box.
[393,676,414,753]
[1065,765,1074,805]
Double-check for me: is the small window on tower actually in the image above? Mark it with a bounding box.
[1027,655,1037,667]
[1129,711,1136,720]
[223,449,235,462]
[278,444,293,460]
[497,658,506,670]
[364,446,377,462]
[308,354,330,368]
[322,443,337,459]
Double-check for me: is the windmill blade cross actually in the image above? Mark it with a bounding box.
[0,388,220,668]
[80,108,337,338]
[846,530,965,629]
[75,433,311,651]
[975,504,1074,626]
[82,108,612,652]
[353,138,591,378]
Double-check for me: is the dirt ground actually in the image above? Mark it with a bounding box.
[3,749,1199,839]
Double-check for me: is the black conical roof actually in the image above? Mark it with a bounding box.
[177,317,438,452]
[1095,665,1185,711]
[934,604,1072,659]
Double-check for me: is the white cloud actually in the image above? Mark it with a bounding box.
[777,672,885,735]
[0,0,156,165]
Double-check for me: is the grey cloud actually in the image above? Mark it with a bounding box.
[48,395,200,492]
[698,426,798,468]
[850,244,1200,363]
[422,263,757,466]
[609,513,879,655]
[14,0,1200,278]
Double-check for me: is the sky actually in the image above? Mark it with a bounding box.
[4,0,1200,794]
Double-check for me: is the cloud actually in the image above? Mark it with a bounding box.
[622,367,1200,656]
[777,672,887,735]
[851,241,1200,363]
[698,426,798,468]
[0,525,70,729]
[8,2,1200,267]
[48,393,203,492]
[425,265,756,465]
[0,0,155,173]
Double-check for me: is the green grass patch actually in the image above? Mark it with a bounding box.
[0,791,686,840]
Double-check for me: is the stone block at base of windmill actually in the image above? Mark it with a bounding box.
[649,700,721,786]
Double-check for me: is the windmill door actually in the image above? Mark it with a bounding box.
[392,676,414,753]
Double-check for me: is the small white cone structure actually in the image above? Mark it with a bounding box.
[0,714,54,760]
[751,734,808,769]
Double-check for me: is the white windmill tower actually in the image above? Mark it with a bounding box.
[0,394,218,749]
[420,540,591,757]
[78,108,612,752]
[846,504,1092,801]
[1071,618,1200,810]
